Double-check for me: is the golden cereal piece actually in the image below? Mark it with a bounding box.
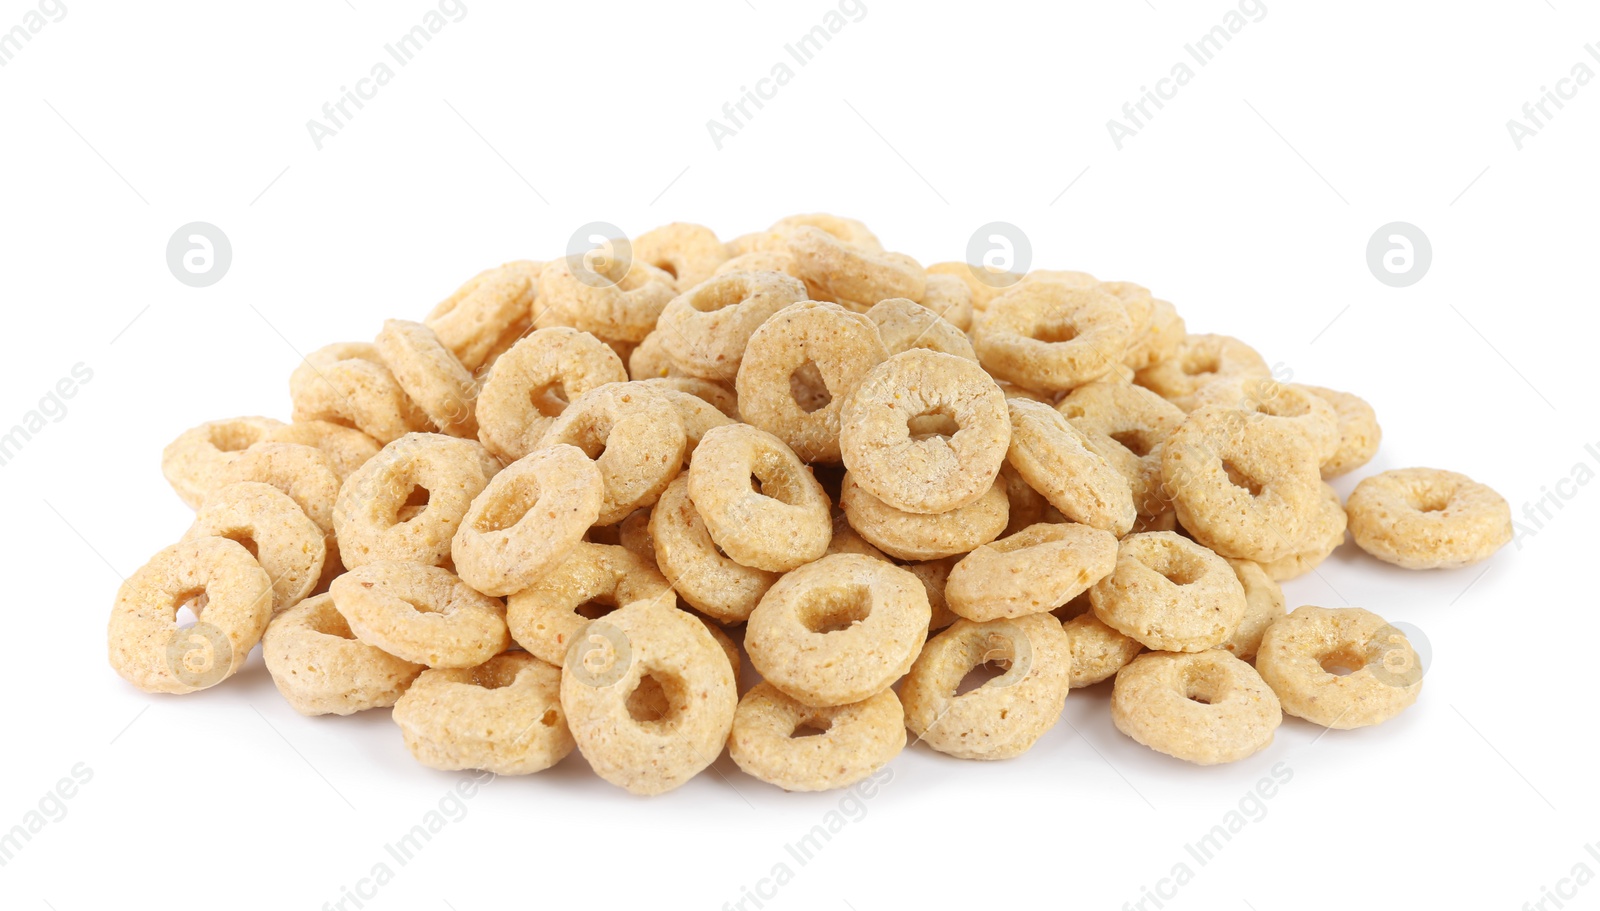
[330,561,509,668]
[266,420,380,483]
[904,556,961,633]
[333,432,501,570]
[1259,483,1347,581]
[973,282,1132,392]
[185,481,325,615]
[1193,378,1340,463]
[1256,605,1422,729]
[729,683,905,792]
[1301,385,1382,479]
[1111,650,1281,765]
[451,444,604,597]
[946,522,1118,622]
[1090,532,1246,653]
[1058,379,1187,518]
[865,297,977,362]
[1218,560,1286,662]
[787,225,926,307]
[1005,398,1135,536]
[475,327,628,463]
[506,543,672,665]
[918,272,975,332]
[424,261,540,372]
[655,271,808,382]
[536,383,686,526]
[375,319,480,438]
[538,257,677,344]
[262,593,423,715]
[632,222,730,288]
[1346,468,1511,570]
[394,652,574,775]
[289,342,431,444]
[161,416,286,509]
[1054,593,1144,689]
[649,476,778,622]
[687,423,831,572]
[839,471,1008,562]
[1134,333,1270,412]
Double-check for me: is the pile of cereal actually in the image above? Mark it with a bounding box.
[109,215,1513,792]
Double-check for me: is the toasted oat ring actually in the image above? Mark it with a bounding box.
[1098,281,1155,345]
[560,599,738,795]
[901,613,1071,760]
[1090,531,1247,652]
[638,376,739,420]
[786,224,926,306]
[686,424,830,571]
[1159,406,1323,563]
[865,298,977,361]
[1005,398,1135,536]
[631,222,731,289]
[1194,378,1339,462]
[1054,594,1144,688]
[626,329,680,380]
[262,593,424,715]
[161,416,286,508]
[824,511,889,562]
[1256,605,1423,729]
[918,273,975,332]
[926,261,1015,313]
[333,433,501,570]
[1260,483,1347,581]
[1111,650,1281,765]
[451,444,604,597]
[475,327,628,463]
[1301,386,1381,479]
[655,271,809,381]
[538,257,677,344]
[648,477,778,623]
[424,261,541,372]
[1123,297,1186,372]
[905,557,961,632]
[1346,468,1511,570]
[506,543,673,665]
[839,472,1008,561]
[376,319,480,438]
[946,523,1119,622]
[1134,334,1270,412]
[265,421,380,483]
[769,213,883,251]
[998,462,1053,535]
[330,562,509,667]
[746,554,930,708]
[1059,380,1187,518]
[537,383,686,526]
[185,481,325,615]
[735,301,888,463]
[729,682,905,792]
[1219,559,1286,661]
[217,442,340,537]
[108,537,273,694]
[973,282,1133,392]
[839,350,1009,514]
[393,652,574,774]
[714,250,805,281]
[289,342,431,444]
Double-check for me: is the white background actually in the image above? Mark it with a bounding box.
[2,1,1596,909]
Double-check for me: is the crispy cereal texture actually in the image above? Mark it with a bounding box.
[729,683,905,792]
[1111,650,1282,765]
[1346,468,1510,570]
[263,593,423,715]
[394,652,574,775]
[1256,605,1423,729]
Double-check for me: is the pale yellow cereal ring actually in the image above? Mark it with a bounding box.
[1122,297,1185,372]
[655,271,809,381]
[901,613,1071,760]
[973,282,1132,392]
[375,319,480,438]
[560,599,738,795]
[265,420,380,483]
[627,329,680,380]
[290,342,431,444]
[998,462,1055,536]
[865,298,977,361]
[537,257,677,344]
[714,250,805,281]
[185,481,325,615]
[424,261,540,372]
[918,272,975,332]
[451,444,604,597]
[945,523,1119,622]
[217,442,340,538]
[687,423,831,572]
[729,682,905,792]
[926,261,1015,313]
[536,383,686,526]
[505,543,672,665]
[839,471,1008,561]
[1005,398,1135,536]
[262,593,424,715]
[631,222,730,288]
[1193,378,1339,463]
[1058,379,1187,518]
[735,301,888,463]
[1090,531,1246,652]
[1259,483,1347,581]
[769,213,883,251]
[1256,605,1423,729]
[333,433,501,570]
[161,416,286,508]
[904,556,961,632]
[474,327,627,463]
[648,476,778,623]
[393,652,574,775]
[1134,333,1270,412]
[1346,468,1511,570]
[1219,560,1285,661]
[1301,385,1382,479]
[330,561,509,668]
[1097,281,1155,347]
[824,511,889,562]
[1111,650,1281,765]
[638,376,739,420]
[1021,269,1099,289]
[108,537,273,694]
[1054,594,1143,688]
[786,225,926,305]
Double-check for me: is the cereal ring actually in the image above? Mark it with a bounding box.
[714,250,805,281]
[560,599,738,795]
[1005,398,1135,536]
[424,261,540,372]
[1346,468,1511,570]
[904,556,961,632]
[945,523,1118,622]
[475,327,628,463]
[393,652,574,774]
[638,376,739,420]
[1160,407,1323,563]
[654,271,809,381]
[1193,378,1339,462]
[1259,483,1347,581]
[1123,297,1185,372]
[728,682,905,792]
[1021,269,1099,289]
[376,319,480,438]
[1110,651,1281,765]
[108,537,273,694]
[746,554,930,707]
[627,329,679,380]
[1301,385,1382,479]
[824,511,889,562]
[973,282,1132,392]
[1219,560,1285,661]
[632,222,730,288]
[265,421,380,483]
[330,562,509,668]
[1054,594,1143,688]
[538,257,677,343]
[1098,281,1155,346]
[839,472,1008,561]
[452,444,604,597]
[161,416,285,508]
[735,301,888,463]
[185,481,325,614]
[865,298,977,361]
[505,543,672,665]
[648,477,779,623]
[1058,379,1187,517]
[769,213,882,251]
[900,613,1071,760]
[786,225,926,305]
[1134,334,1270,412]
[217,442,341,537]
[1089,531,1246,652]
[262,593,423,715]
[537,383,686,526]
[289,343,431,444]
[918,272,974,332]
[687,424,831,571]
[839,350,1010,514]
[925,261,1014,313]
[333,433,501,570]
[1256,605,1423,729]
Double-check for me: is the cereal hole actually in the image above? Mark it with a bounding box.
[1110,430,1154,458]
[1221,460,1265,497]
[174,588,207,626]
[1156,556,1206,587]
[208,424,262,453]
[1180,662,1228,705]
[798,584,872,634]
[1031,321,1079,344]
[312,610,358,640]
[789,360,832,414]
[626,672,686,725]
[790,717,833,738]
[469,660,521,690]
[1319,647,1366,677]
[399,597,441,615]
[908,405,960,441]
[955,660,1010,696]
[221,531,260,560]
[529,381,570,418]
[1184,353,1220,377]
[689,281,746,313]
[574,597,618,621]
[472,475,541,532]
